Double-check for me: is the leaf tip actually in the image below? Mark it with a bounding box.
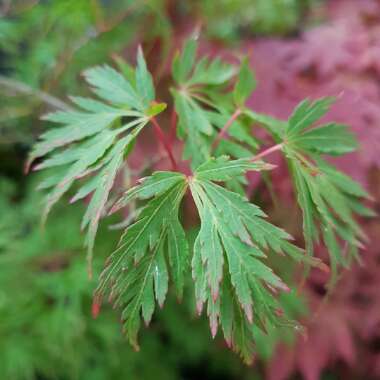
[317,261,330,274]
[92,296,102,318]
[210,320,218,338]
[196,300,204,316]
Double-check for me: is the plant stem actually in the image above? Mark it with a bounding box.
[211,108,242,151]
[151,117,178,171]
[251,143,284,162]
[0,76,71,111]
[169,108,177,144]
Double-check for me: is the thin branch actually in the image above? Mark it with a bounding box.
[211,108,242,151]
[250,143,284,162]
[150,117,178,171]
[169,108,177,144]
[98,2,144,33]
[0,76,71,111]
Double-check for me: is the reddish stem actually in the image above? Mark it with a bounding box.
[151,117,178,171]
[251,143,284,162]
[169,108,177,144]
[211,108,242,151]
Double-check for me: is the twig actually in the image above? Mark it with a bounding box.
[169,108,177,144]
[250,143,284,162]
[150,117,178,171]
[211,108,242,151]
[0,76,71,111]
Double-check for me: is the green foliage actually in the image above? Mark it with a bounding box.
[27,40,372,365]
[189,157,316,362]
[244,97,373,281]
[97,171,188,349]
[197,0,312,40]
[95,156,320,362]
[0,0,171,148]
[171,39,237,167]
[28,50,165,267]
[0,179,123,379]
[233,57,257,107]
[281,98,371,280]
[171,40,261,170]
[1,0,367,374]
[1,178,269,380]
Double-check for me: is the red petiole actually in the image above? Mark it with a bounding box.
[150,116,178,171]
[169,108,177,144]
[250,143,284,162]
[211,108,242,151]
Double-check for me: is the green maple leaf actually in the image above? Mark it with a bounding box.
[233,56,257,108]
[99,156,320,362]
[285,97,357,154]
[189,156,320,362]
[171,39,237,168]
[171,40,264,170]
[28,48,166,270]
[96,171,189,349]
[282,97,372,281]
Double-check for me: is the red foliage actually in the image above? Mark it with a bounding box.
[241,0,380,378]
[248,0,380,185]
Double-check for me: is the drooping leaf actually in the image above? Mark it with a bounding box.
[268,97,373,278]
[95,157,321,361]
[96,172,189,348]
[189,157,320,362]
[29,49,165,268]
[285,151,370,280]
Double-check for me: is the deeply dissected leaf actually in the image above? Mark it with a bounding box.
[288,154,369,282]
[28,50,165,269]
[286,97,335,136]
[94,156,321,361]
[189,157,319,362]
[171,39,239,168]
[282,97,372,278]
[172,89,213,167]
[96,172,189,348]
[83,65,142,110]
[171,40,264,170]
[289,122,357,155]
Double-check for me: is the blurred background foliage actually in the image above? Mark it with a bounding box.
[1,0,380,379]
[0,176,306,379]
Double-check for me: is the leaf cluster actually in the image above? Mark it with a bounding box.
[29,49,166,269]
[171,40,258,169]
[29,39,373,363]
